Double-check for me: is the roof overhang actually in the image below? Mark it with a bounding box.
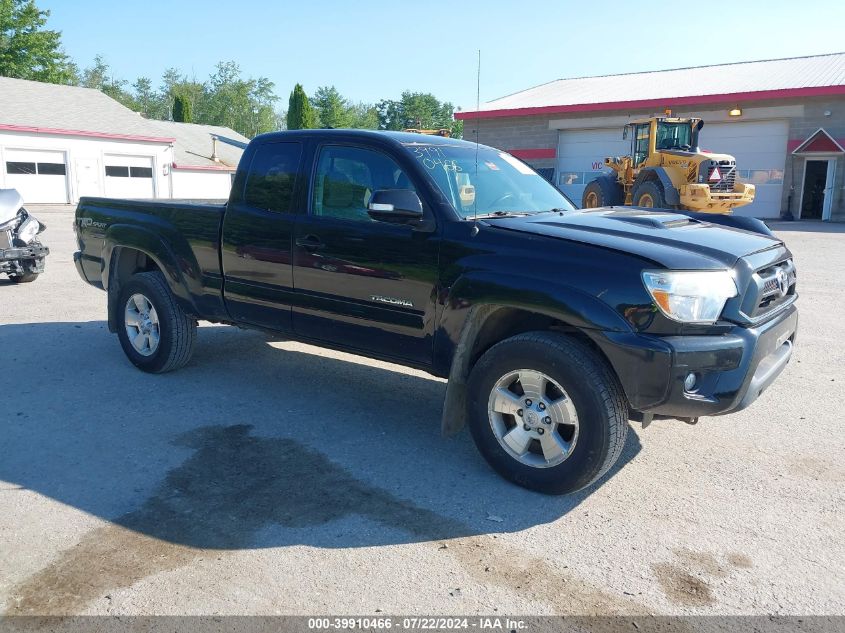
[455,85,845,120]
[0,123,175,144]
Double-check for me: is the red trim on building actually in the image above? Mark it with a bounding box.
[455,85,845,120]
[507,148,556,160]
[789,128,845,154]
[0,123,175,143]
[172,162,236,172]
[788,138,845,153]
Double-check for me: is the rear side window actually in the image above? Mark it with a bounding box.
[244,142,302,213]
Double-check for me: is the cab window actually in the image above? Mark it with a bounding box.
[633,124,650,166]
[655,123,693,151]
[312,146,416,222]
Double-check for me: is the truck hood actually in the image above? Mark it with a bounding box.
[0,189,24,225]
[486,208,782,270]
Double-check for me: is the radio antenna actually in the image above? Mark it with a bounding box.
[473,49,481,228]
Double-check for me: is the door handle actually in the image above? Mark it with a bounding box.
[296,235,326,251]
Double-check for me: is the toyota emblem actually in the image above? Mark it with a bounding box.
[776,268,789,297]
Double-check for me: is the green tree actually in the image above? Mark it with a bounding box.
[200,61,277,137]
[172,93,192,122]
[132,76,163,118]
[80,55,136,109]
[286,83,316,130]
[0,0,76,83]
[313,85,352,128]
[376,91,461,137]
[274,108,288,131]
[159,67,203,122]
[349,102,379,129]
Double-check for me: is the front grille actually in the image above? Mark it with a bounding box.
[756,260,797,314]
[708,160,736,192]
[738,259,797,320]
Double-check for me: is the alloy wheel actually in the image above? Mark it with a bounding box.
[124,293,160,357]
[487,369,579,468]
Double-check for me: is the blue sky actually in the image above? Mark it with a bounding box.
[40,0,845,111]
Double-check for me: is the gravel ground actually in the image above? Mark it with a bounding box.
[0,206,843,616]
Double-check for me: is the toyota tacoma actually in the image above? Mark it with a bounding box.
[74,130,798,494]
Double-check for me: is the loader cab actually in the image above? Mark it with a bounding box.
[656,118,704,154]
[623,117,704,166]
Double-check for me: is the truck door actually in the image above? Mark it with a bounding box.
[291,143,439,366]
[221,141,303,331]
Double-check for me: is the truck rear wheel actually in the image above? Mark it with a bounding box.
[632,181,668,209]
[116,271,196,373]
[467,332,628,495]
[582,176,623,208]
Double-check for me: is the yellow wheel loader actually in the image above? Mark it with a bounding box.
[581,115,756,214]
[403,128,452,137]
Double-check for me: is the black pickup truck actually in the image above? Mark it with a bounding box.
[74,130,798,494]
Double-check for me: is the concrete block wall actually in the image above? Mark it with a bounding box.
[463,116,557,171]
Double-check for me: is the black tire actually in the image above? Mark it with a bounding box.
[467,332,628,495]
[9,272,39,283]
[581,176,623,208]
[116,271,196,373]
[632,180,670,209]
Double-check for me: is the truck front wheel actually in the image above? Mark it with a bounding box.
[467,332,628,495]
[116,271,196,373]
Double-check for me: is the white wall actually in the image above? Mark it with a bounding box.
[171,169,233,200]
[0,130,171,203]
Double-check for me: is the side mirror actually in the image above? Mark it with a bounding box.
[367,189,424,225]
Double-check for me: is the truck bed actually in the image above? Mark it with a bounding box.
[75,196,229,321]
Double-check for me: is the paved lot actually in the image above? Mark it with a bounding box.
[0,206,843,616]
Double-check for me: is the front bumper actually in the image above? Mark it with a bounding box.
[0,243,49,262]
[679,182,756,213]
[596,304,798,419]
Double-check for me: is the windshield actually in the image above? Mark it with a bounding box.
[406,144,576,218]
[655,122,693,151]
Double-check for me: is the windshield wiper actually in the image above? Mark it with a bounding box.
[471,210,535,219]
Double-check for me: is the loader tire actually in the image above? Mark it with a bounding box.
[632,181,669,209]
[582,176,623,209]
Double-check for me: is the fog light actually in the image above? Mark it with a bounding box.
[684,373,698,392]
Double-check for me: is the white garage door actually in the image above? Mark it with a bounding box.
[104,155,155,198]
[699,120,788,218]
[557,119,788,217]
[3,149,69,204]
[557,128,628,204]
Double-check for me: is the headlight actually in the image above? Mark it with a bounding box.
[17,216,40,245]
[642,270,738,323]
